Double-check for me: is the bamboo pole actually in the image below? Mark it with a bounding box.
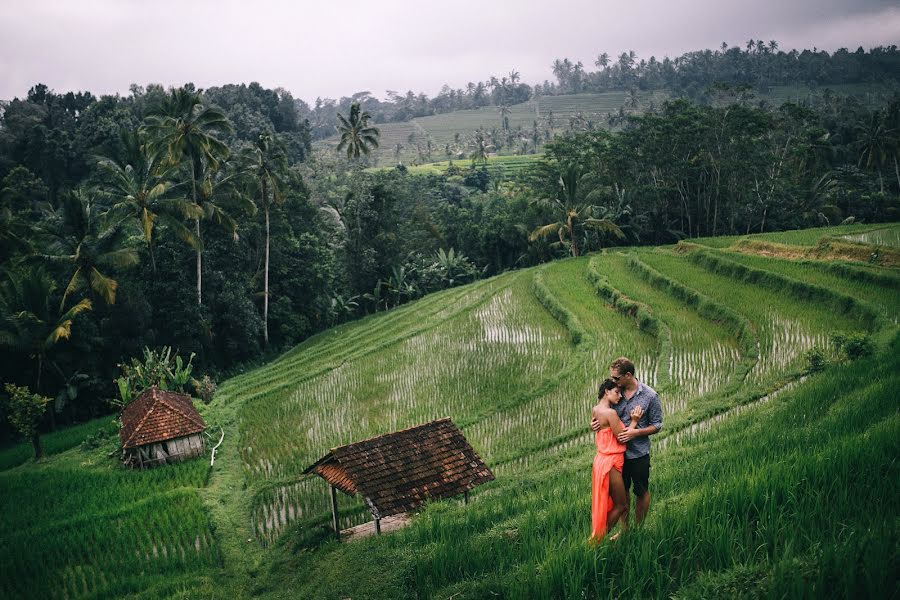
[330,486,340,539]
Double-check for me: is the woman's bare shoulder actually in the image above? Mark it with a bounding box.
[592,404,616,419]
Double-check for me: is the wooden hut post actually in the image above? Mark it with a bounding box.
[375,517,381,535]
[330,485,340,538]
[464,490,469,505]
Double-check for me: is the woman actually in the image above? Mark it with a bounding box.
[590,378,631,542]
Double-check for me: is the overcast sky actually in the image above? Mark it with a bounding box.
[1,0,898,104]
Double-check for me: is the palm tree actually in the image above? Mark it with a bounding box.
[144,87,233,304]
[240,132,287,346]
[470,129,492,164]
[854,110,893,193]
[595,53,610,69]
[97,130,201,273]
[336,101,381,160]
[529,162,624,257]
[36,190,139,309]
[627,88,640,110]
[498,105,511,131]
[0,267,91,395]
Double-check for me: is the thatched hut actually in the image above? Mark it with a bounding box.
[120,387,206,468]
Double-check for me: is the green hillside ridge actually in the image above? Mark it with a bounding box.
[317,83,897,166]
[1,224,898,599]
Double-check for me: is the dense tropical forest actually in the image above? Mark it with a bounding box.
[1,41,899,441]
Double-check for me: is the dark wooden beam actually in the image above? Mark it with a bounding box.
[375,517,381,535]
[464,490,469,505]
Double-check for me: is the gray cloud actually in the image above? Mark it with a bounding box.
[0,0,898,103]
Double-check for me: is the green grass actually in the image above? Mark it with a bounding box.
[637,249,866,385]
[260,332,900,599]
[3,225,898,599]
[0,415,118,471]
[690,222,900,248]
[0,451,220,600]
[715,249,900,320]
[396,153,544,177]
[316,83,897,165]
[591,252,742,413]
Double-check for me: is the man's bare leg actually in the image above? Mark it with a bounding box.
[634,490,651,524]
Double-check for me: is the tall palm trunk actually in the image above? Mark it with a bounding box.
[262,179,270,346]
[147,240,157,274]
[894,156,900,193]
[195,218,202,305]
[568,215,579,257]
[191,160,202,305]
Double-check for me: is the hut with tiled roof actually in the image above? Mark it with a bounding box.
[304,417,494,538]
[120,386,206,469]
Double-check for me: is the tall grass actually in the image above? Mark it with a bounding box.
[5,226,897,599]
[273,332,900,600]
[0,416,117,471]
[0,456,219,599]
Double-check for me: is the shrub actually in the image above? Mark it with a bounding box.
[114,346,198,405]
[804,347,828,373]
[831,332,874,361]
[195,375,217,405]
[3,383,50,459]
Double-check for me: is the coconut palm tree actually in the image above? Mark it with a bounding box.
[97,130,201,273]
[36,190,139,309]
[240,132,287,346]
[336,101,381,160]
[529,162,624,257]
[854,109,894,193]
[499,105,511,131]
[0,267,91,395]
[470,129,492,164]
[143,87,233,304]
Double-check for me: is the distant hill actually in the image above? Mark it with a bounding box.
[316,83,897,166]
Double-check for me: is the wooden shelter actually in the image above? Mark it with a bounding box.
[120,387,206,469]
[304,418,494,538]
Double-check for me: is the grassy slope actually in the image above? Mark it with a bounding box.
[689,222,900,248]
[317,83,897,165]
[263,333,899,599]
[1,223,898,599]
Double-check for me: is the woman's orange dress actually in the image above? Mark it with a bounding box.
[590,425,626,542]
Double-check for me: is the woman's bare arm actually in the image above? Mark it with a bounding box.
[607,410,626,436]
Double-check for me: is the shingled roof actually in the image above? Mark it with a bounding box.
[304,418,494,519]
[119,387,206,450]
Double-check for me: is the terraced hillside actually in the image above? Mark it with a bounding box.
[316,83,898,166]
[1,223,897,599]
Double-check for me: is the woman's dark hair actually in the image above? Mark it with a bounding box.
[597,378,618,398]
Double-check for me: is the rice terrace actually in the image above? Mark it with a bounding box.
[2,222,898,598]
[2,2,900,599]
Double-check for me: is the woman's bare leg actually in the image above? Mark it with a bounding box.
[607,469,627,534]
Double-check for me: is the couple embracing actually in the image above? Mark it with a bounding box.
[590,357,663,542]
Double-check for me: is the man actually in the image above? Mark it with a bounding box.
[591,356,663,529]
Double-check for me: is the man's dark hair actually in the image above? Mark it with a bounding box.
[610,357,635,376]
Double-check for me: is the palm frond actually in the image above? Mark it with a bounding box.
[529,222,563,241]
